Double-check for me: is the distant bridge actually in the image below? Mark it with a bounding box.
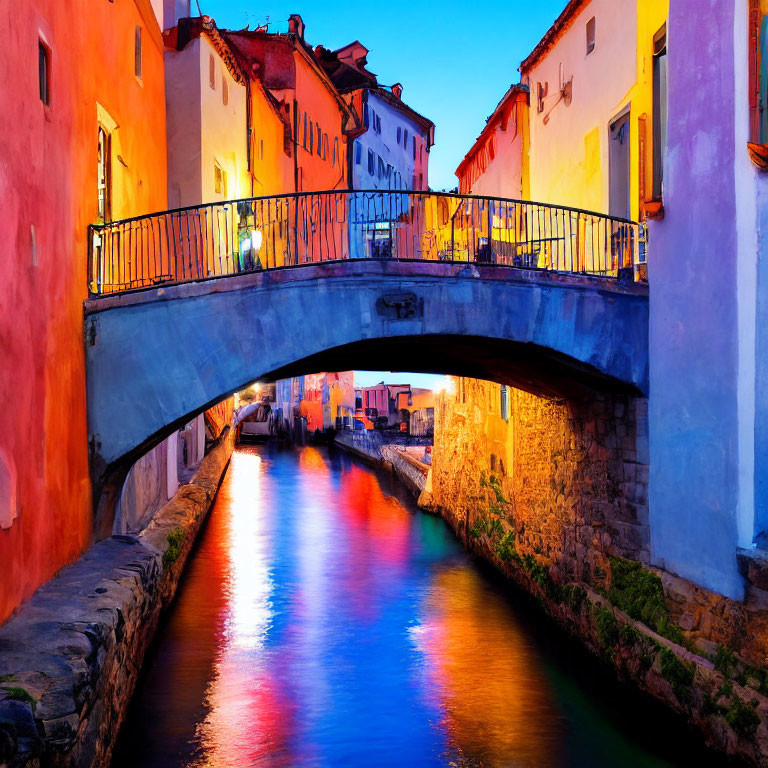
[85,190,648,524]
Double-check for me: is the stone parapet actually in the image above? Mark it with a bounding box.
[0,428,235,767]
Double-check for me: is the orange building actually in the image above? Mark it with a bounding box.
[225,15,360,195]
[0,0,168,623]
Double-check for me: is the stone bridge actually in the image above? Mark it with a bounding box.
[84,259,649,501]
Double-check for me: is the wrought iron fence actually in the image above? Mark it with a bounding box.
[88,190,640,296]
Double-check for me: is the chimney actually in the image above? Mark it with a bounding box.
[288,14,305,41]
[391,83,403,100]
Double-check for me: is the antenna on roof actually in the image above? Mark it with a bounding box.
[195,0,202,15]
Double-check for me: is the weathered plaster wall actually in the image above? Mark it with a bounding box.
[524,0,638,214]
[0,0,167,624]
[648,0,744,599]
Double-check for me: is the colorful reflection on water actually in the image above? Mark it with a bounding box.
[114,446,712,768]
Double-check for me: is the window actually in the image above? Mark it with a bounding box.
[222,75,228,105]
[134,26,142,79]
[214,162,227,196]
[322,134,329,162]
[309,121,314,154]
[260,139,264,160]
[333,137,339,166]
[397,126,402,144]
[376,114,382,133]
[355,143,362,165]
[403,129,409,150]
[652,24,667,198]
[367,149,375,175]
[303,112,308,148]
[413,137,417,161]
[364,104,369,127]
[38,40,51,106]
[97,126,111,221]
[378,156,386,179]
[209,54,215,89]
[316,123,322,157]
[500,386,510,421]
[586,16,596,55]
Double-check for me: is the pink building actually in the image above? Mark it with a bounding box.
[455,84,529,198]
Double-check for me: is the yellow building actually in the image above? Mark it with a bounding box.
[521,0,668,225]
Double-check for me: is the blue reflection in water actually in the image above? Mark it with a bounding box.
[113,446,711,768]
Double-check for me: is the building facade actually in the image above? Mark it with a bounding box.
[0,0,168,623]
[520,0,668,226]
[455,85,529,198]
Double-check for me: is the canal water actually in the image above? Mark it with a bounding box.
[113,446,722,768]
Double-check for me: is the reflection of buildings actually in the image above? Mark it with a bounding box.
[274,372,355,439]
[419,567,563,767]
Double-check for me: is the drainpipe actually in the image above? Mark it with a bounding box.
[293,98,299,264]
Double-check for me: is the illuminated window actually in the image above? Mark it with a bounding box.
[222,75,228,105]
[214,162,227,196]
[38,40,51,106]
[209,54,215,89]
[586,17,596,55]
[97,126,111,221]
[134,26,142,79]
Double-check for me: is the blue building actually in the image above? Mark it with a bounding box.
[317,42,435,257]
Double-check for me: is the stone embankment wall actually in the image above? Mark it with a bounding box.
[380,445,429,499]
[423,378,768,766]
[0,428,235,768]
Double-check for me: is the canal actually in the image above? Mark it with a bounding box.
[113,445,723,768]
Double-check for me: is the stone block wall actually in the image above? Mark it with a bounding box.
[428,378,650,577]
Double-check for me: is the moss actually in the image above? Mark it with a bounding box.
[725,696,761,737]
[717,680,734,699]
[607,556,685,645]
[162,528,185,569]
[488,475,509,505]
[1,687,36,706]
[660,648,695,701]
[494,531,518,564]
[595,606,619,649]
[715,644,737,677]
[563,585,587,613]
[620,624,642,647]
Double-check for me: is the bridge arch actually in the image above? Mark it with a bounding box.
[85,259,648,516]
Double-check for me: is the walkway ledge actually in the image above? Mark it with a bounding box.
[0,427,235,768]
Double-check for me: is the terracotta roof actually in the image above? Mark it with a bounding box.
[167,17,246,84]
[519,0,591,74]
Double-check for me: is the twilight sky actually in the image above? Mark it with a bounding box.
[203,0,565,191]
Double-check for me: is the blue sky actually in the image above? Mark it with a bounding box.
[203,0,565,191]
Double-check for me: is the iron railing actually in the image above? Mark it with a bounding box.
[88,190,641,296]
